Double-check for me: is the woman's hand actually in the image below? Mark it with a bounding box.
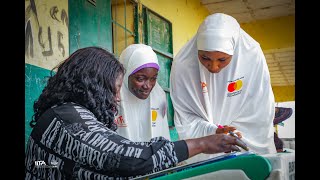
[216,125,242,138]
[185,134,248,158]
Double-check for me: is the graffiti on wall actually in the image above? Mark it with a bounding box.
[25,0,69,69]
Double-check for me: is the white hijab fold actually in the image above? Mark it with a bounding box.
[170,13,276,163]
[115,44,170,142]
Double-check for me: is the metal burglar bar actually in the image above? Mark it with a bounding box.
[111,0,137,57]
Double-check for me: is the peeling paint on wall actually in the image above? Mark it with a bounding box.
[25,0,69,70]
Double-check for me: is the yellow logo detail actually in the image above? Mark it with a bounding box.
[151,110,157,122]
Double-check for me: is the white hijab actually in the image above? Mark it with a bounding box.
[170,13,276,163]
[115,44,170,142]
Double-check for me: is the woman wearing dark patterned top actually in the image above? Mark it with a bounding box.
[25,46,248,179]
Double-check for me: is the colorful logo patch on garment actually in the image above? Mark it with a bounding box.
[227,80,243,92]
[227,77,244,97]
[114,115,127,127]
[151,108,158,127]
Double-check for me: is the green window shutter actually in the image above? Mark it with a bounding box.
[142,8,178,141]
[69,0,112,54]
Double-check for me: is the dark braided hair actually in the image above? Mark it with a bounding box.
[30,46,125,131]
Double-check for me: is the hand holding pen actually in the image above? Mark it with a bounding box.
[216,124,242,138]
[228,130,249,151]
[216,124,248,151]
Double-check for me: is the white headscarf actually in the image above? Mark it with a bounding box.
[170,13,276,163]
[115,44,171,142]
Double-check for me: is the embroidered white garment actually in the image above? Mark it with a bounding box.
[116,44,170,142]
[170,13,276,163]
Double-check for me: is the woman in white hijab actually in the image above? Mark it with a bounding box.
[115,44,171,142]
[170,13,276,163]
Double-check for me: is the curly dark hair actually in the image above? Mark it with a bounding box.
[30,46,125,131]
